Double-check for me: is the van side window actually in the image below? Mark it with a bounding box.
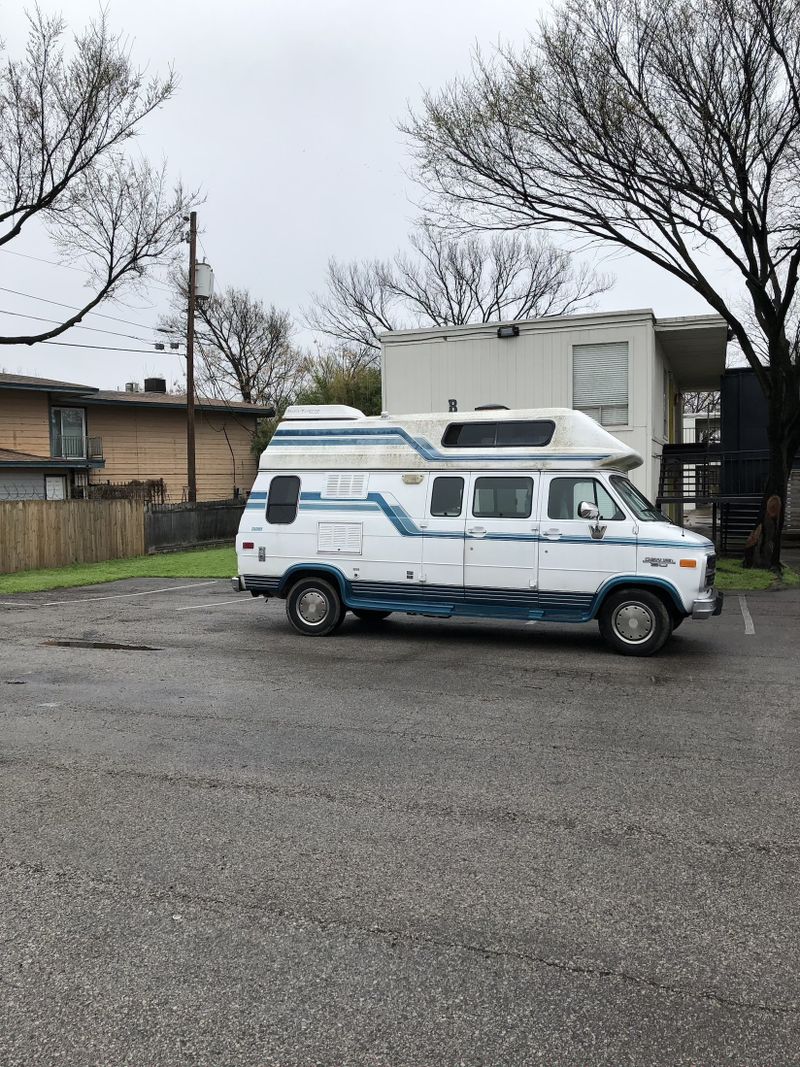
[473,477,533,519]
[430,476,464,517]
[547,478,624,521]
[267,475,301,524]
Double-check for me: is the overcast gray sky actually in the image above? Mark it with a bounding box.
[0,0,735,390]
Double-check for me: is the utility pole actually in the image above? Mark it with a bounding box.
[185,210,198,502]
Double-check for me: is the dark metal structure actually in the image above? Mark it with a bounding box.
[657,368,798,551]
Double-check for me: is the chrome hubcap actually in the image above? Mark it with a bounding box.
[298,589,329,624]
[613,603,654,643]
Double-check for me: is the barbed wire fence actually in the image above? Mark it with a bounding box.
[0,478,169,503]
[0,483,49,501]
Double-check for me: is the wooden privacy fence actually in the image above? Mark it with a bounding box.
[0,497,246,574]
[0,499,145,574]
[144,499,245,553]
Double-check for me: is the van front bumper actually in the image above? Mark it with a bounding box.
[692,590,724,619]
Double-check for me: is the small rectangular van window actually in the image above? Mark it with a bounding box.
[267,475,301,524]
[473,477,533,519]
[431,476,464,517]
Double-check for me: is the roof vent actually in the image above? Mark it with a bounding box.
[474,404,509,411]
[125,382,140,393]
[144,377,167,393]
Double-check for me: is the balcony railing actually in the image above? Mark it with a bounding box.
[657,445,770,504]
[51,435,104,460]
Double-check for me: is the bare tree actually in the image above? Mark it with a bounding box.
[161,280,306,413]
[683,391,722,445]
[405,0,800,568]
[683,392,721,415]
[308,223,611,358]
[0,8,195,344]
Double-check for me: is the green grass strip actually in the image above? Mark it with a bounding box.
[0,546,237,595]
[715,558,799,592]
[2,544,796,596]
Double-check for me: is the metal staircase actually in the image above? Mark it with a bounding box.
[656,444,768,548]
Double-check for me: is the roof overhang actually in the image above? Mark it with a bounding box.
[0,458,104,469]
[79,396,275,416]
[0,379,97,397]
[655,315,729,390]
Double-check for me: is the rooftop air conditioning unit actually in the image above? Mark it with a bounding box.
[125,382,140,392]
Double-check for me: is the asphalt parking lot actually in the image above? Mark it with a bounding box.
[1,578,799,1066]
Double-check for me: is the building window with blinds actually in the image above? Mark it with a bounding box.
[572,342,629,427]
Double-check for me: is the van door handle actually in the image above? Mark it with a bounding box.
[466,526,486,538]
[542,528,561,540]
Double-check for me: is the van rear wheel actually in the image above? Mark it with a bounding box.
[352,609,392,622]
[286,577,345,637]
[598,588,672,657]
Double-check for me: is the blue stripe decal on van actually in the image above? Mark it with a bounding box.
[269,425,611,464]
[294,492,691,549]
[240,567,685,620]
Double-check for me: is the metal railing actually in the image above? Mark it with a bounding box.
[657,446,770,505]
[51,435,103,460]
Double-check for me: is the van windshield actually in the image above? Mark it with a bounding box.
[610,476,667,522]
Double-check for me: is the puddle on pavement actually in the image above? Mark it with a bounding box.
[41,639,163,651]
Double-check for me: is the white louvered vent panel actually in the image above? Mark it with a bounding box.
[572,342,629,427]
[317,522,363,555]
[322,472,368,499]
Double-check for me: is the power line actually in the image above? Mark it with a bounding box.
[0,285,156,331]
[0,246,176,295]
[0,248,92,274]
[40,339,186,355]
[0,307,152,343]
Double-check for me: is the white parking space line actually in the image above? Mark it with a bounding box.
[738,594,756,635]
[44,581,220,606]
[176,598,257,612]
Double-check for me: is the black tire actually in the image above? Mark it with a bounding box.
[285,577,345,637]
[671,613,686,630]
[351,609,392,622]
[598,588,673,657]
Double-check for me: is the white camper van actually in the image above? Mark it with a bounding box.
[231,406,723,656]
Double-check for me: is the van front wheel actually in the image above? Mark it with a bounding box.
[286,577,345,637]
[598,589,672,656]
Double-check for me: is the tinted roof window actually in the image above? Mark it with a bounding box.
[442,420,554,448]
[495,420,555,446]
[442,422,496,447]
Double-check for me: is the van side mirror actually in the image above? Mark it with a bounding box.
[578,501,600,520]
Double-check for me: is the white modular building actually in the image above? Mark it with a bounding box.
[380,309,729,501]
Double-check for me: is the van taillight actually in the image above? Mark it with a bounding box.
[242,541,254,549]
